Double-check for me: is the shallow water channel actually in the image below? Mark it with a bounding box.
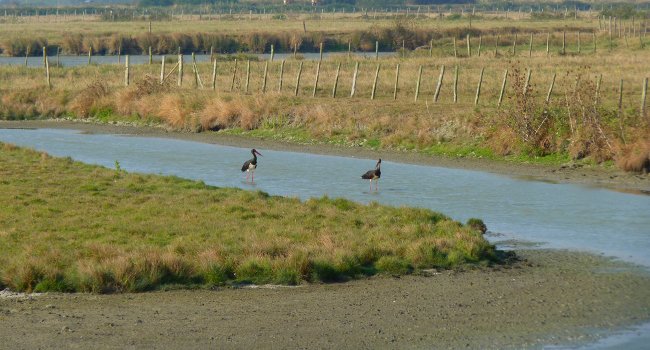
[1,128,649,267]
[1,127,649,348]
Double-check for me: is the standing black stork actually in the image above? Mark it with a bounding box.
[241,149,263,183]
[361,159,381,191]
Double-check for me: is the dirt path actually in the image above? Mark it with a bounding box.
[1,119,649,193]
[1,250,649,349]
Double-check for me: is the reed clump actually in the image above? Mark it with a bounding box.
[0,144,499,293]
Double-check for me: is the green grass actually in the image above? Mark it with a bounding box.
[0,143,498,293]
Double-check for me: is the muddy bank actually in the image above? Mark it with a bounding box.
[2,119,648,193]
[1,250,649,349]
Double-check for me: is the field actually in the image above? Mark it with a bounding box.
[0,142,496,293]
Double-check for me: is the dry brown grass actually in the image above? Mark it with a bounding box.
[616,138,650,173]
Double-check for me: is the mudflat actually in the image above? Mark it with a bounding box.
[1,250,649,349]
[2,119,648,193]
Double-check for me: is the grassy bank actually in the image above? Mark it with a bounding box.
[1,49,648,171]
[0,143,497,293]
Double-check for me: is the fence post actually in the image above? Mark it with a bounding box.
[351,62,359,97]
[294,61,303,96]
[312,61,321,97]
[125,55,130,86]
[546,72,556,103]
[475,67,484,105]
[160,55,165,84]
[595,73,602,104]
[270,44,275,62]
[278,60,285,92]
[192,53,198,88]
[414,65,423,102]
[332,62,341,98]
[210,46,214,62]
[642,77,648,117]
[45,54,51,89]
[593,32,597,52]
[523,68,531,96]
[348,40,351,59]
[178,54,183,87]
[230,59,237,92]
[453,36,458,57]
[512,33,517,55]
[498,69,508,107]
[88,46,92,65]
[577,32,581,53]
[467,34,471,57]
[42,46,46,68]
[546,32,550,56]
[478,35,482,57]
[211,58,217,90]
[453,65,458,103]
[262,61,268,93]
[149,46,153,64]
[118,47,121,65]
[434,65,445,102]
[429,39,433,57]
[529,33,533,57]
[562,30,566,54]
[57,47,60,68]
[371,64,380,100]
[319,42,324,62]
[245,60,251,93]
[375,41,379,60]
[393,63,400,100]
[495,35,499,57]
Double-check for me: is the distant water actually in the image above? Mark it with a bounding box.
[0,52,396,67]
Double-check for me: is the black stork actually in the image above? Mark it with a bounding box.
[241,149,263,183]
[361,159,381,191]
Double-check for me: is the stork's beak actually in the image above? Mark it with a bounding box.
[255,150,263,156]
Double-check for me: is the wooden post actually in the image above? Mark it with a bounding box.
[523,68,531,96]
[618,79,624,111]
[375,41,379,60]
[453,65,458,103]
[351,62,359,97]
[512,33,517,56]
[642,77,648,117]
[498,69,508,107]
[56,47,60,68]
[160,55,166,84]
[562,30,566,54]
[88,46,92,65]
[332,62,341,98]
[595,73,602,104]
[495,35,499,57]
[192,53,198,88]
[393,63,400,100]
[577,32,581,53]
[210,46,214,62]
[245,60,251,93]
[295,62,303,96]
[262,61,268,93]
[546,32,550,56]
[230,59,237,92]
[118,47,121,65]
[371,64,380,100]
[429,39,433,57]
[178,54,183,87]
[270,45,275,62]
[312,61,321,97]
[529,33,533,57]
[125,55,130,86]
[45,54,51,89]
[546,72,556,103]
[211,58,217,90]
[453,36,457,57]
[42,46,46,68]
[319,42,323,62]
[414,65,423,102]
[348,40,351,59]
[467,34,471,57]
[474,67,484,105]
[278,60,285,92]
[434,65,445,102]
[477,35,482,57]
[593,32,597,52]
[149,20,152,33]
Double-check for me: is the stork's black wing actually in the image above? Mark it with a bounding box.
[361,169,377,179]
[241,159,252,172]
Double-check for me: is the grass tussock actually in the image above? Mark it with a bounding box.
[0,144,498,293]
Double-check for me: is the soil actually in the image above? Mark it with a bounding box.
[1,250,649,349]
[2,119,648,194]
[1,120,650,348]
